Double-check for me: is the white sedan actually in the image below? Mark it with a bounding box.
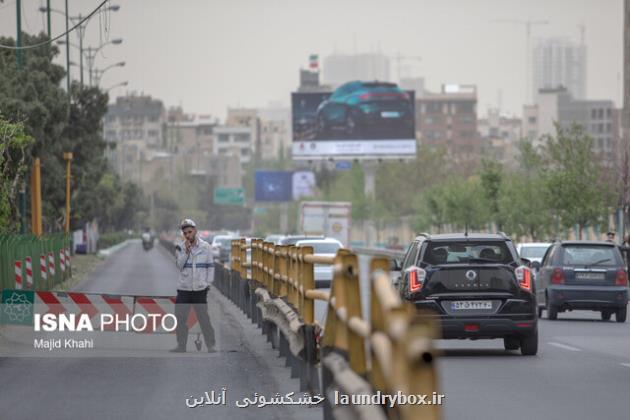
[294,238,343,288]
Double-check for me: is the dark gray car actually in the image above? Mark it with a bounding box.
[536,240,628,322]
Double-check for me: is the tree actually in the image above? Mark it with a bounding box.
[543,123,613,238]
[0,116,34,232]
[0,33,146,233]
[498,174,553,240]
[479,158,503,229]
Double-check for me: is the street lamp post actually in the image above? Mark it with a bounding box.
[38,4,120,87]
[105,81,129,94]
[85,38,123,86]
[92,61,125,86]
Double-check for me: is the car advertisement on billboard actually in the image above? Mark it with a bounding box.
[292,81,417,159]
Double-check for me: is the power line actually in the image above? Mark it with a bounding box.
[0,0,109,50]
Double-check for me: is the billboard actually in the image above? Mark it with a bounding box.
[255,170,317,202]
[292,81,416,159]
[255,171,293,202]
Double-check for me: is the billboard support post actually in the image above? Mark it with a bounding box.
[362,161,378,247]
[280,202,289,233]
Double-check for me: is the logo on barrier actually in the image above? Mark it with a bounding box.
[2,290,34,325]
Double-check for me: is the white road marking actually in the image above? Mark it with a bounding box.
[621,363,630,368]
[548,342,582,352]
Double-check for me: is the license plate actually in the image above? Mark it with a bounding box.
[575,272,605,280]
[381,111,400,118]
[451,300,492,310]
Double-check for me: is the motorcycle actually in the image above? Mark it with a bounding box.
[142,233,153,251]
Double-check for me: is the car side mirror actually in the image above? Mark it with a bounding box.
[520,257,532,268]
[390,259,402,272]
[531,261,541,271]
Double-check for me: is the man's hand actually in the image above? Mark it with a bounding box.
[185,239,192,254]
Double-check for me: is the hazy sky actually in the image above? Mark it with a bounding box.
[0,0,623,119]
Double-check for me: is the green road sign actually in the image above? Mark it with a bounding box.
[213,187,245,206]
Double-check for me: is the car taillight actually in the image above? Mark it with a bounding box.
[408,267,426,293]
[615,269,628,286]
[515,266,532,291]
[551,268,565,284]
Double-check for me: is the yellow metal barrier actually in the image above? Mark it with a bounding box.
[223,238,440,420]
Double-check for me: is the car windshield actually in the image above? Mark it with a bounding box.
[561,245,620,267]
[298,241,341,254]
[424,241,513,265]
[520,245,549,259]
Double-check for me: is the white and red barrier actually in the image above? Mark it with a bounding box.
[29,291,199,334]
[48,252,55,276]
[14,261,22,289]
[64,248,71,270]
[40,254,48,282]
[25,257,33,288]
[59,249,66,273]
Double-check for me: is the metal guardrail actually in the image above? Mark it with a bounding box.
[213,238,440,420]
[0,234,71,291]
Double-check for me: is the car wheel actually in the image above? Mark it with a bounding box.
[616,307,627,323]
[546,301,558,320]
[520,331,538,356]
[601,311,612,321]
[503,337,520,351]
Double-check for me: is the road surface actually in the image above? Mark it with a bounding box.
[0,241,321,420]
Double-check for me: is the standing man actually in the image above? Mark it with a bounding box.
[171,218,216,353]
[606,231,616,243]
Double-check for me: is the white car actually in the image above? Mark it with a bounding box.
[211,235,236,262]
[294,237,343,288]
[517,242,552,268]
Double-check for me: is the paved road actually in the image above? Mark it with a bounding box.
[0,242,321,420]
[360,255,630,420]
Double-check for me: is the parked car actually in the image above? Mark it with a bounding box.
[393,233,538,355]
[294,237,343,288]
[536,240,628,322]
[315,81,414,139]
[211,235,237,263]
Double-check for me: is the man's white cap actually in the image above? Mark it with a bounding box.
[180,218,196,230]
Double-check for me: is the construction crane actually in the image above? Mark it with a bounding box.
[491,18,549,104]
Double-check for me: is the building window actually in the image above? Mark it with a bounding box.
[241,148,250,156]
[598,108,604,119]
[218,134,229,143]
[456,102,474,114]
[234,134,250,143]
[148,129,159,137]
[528,116,537,124]
[591,109,597,119]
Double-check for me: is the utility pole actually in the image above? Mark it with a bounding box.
[64,153,73,233]
[78,15,84,86]
[16,0,26,233]
[65,0,71,96]
[15,0,23,69]
[46,0,51,37]
[30,158,43,236]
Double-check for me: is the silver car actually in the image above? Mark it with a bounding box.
[294,238,343,288]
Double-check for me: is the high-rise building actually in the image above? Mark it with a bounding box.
[528,87,618,163]
[532,37,586,100]
[323,53,391,87]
